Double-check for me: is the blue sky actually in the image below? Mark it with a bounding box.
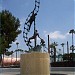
[0,0,75,55]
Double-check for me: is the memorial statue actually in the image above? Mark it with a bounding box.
[23,0,46,52]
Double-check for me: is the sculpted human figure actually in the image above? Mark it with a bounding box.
[27,12,37,30]
[27,30,39,45]
[27,30,45,47]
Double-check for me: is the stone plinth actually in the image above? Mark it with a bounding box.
[20,52,50,75]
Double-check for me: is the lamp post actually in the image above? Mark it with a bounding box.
[16,42,19,63]
[69,29,75,53]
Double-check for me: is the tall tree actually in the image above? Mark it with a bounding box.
[0,10,21,60]
[61,43,65,55]
[69,29,75,53]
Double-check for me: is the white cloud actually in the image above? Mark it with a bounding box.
[49,31,66,39]
[44,31,69,39]
[20,18,26,25]
[65,32,70,36]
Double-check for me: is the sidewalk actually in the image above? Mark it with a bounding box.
[0,71,75,75]
[51,71,75,75]
[0,72,20,75]
[0,68,75,75]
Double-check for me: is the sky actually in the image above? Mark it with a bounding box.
[0,0,75,57]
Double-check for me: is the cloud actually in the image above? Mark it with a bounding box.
[44,31,69,39]
[20,18,26,25]
[49,31,66,39]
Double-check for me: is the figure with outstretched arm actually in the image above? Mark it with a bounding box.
[23,0,40,49]
[27,30,39,45]
[27,12,37,30]
[40,38,45,46]
[27,30,45,46]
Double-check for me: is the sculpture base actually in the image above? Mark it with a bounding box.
[20,52,50,75]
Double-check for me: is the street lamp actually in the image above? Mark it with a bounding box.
[69,29,75,53]
[16,42,19,63]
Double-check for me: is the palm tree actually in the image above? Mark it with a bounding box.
[61,43,65,55]
[50,42,58,62]
[69,29,75,53]
[58,49,63,61]
[53,42,58,62]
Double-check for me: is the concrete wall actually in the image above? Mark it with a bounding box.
[20,52,50,75]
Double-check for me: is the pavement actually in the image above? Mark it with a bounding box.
[51,71,75,75]
[0,72,75,75]
[0,68,75,75]
[0,72,20,75]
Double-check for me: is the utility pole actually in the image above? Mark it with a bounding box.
[54,46,56,62]
[48,35,50,54]
[67,41,69,61]
[16,42,19,63]
[67,41,69,54]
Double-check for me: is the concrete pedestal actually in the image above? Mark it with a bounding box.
[20,52,50,75]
